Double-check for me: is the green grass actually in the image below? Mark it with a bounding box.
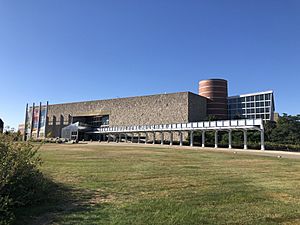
[16,144,300,225]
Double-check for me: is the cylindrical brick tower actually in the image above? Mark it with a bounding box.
[199,79,228,120]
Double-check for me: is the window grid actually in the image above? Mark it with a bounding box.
[228,93,273,121]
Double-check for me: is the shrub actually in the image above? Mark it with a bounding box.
[0,134,48,224]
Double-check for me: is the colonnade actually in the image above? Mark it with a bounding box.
[101,129,265,150]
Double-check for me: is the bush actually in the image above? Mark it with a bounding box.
[0,134,48,225]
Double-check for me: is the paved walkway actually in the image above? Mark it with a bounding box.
[84,141,300,160]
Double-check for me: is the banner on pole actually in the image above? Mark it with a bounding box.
[25,103,48,139]
[39,106,47,138]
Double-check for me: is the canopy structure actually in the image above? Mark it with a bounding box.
[96,119,265,150]
[61,122,92,140]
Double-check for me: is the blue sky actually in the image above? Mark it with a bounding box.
[0,0,299,129]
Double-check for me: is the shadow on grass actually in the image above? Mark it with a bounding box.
[12,176,108,225]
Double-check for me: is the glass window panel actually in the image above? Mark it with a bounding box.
[259,94,264,101]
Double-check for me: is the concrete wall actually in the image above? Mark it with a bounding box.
[46,92,207,138]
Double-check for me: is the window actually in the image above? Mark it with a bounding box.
[101,115,109,126]
[257,102,264,107]
[256,108,264,113]
[265,94,271,100]
[259,94,264,101]
[229,98,237,104]
[247,108,255,114]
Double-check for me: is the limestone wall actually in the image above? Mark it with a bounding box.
[46,92,207,138]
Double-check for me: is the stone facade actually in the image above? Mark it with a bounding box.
[46,92,207,138]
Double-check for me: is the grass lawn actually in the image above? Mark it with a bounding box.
[16,143,300,225]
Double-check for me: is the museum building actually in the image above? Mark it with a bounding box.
[23,78,275,141]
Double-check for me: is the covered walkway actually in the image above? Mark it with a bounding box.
[95,119,265,150]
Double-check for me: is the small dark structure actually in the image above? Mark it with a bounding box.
[0,119,4,133]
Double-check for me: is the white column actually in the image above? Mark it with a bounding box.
[153,132,155,144]
[214,130,218,148]
[161,132,164,145]
[170,132,173,146]
[202,131,205,148]
[261,129,265,150]
[243,130,247,150]
[131,133,134,143]
[138,133,140,144]
[125,133,127,143]
[190,130,194,147]
[179,131,183,146]
[107,134,110,143]
[119,133,122,142]
[145,132,148,144]
[228,130,232,149]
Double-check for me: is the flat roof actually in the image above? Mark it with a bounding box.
[228,90,273,99]
[44,91,204,107]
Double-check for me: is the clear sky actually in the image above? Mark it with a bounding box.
[0,0,299,129]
